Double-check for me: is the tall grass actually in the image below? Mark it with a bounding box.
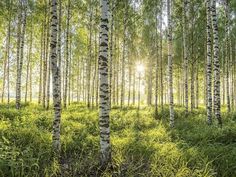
[0,103,235,176]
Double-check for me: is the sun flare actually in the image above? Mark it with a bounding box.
[136,63,145,74]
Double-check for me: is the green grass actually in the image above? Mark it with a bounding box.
[0,103,236,176]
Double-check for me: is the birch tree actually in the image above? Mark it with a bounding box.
[183,0,188,113]
[206,0,212,124]
[167,0,174,127]
[50,0,61,155]
[99,0,111,166]
[16,0,27,109]
[211,0,222,126]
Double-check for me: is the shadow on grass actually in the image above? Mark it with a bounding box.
[168,113,236,177]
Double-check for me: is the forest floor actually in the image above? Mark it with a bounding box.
[0,103,236,177]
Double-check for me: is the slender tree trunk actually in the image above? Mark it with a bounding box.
[196,61,199,108]
[2,23,10,103]
[58,0,62,102]
[109,0,114,108]
[38,24,44,105]
[116,33,120,105]
[128,57,131,106]
[160,0,164,112]
[206,0,212,125]
[167,0,174,127]
[99,0,111,166]
[147,56,153,106]
[222,48,225,105]
[190,63,195,111]
[77,58,80,102]
[230,39,234,110]
[190,8,195,111]
[96,29,100,107]
[16,1,27,109]
[92,26,97,108]
[178,67,181,105]
[64,0,70,108]
[95,29,99,107]
[183,0,188,113]
[7,15,11,105]
[29,63,32,102]
[82,58,85,102]
[112,23,116,105]
[87,1,93,108]
[50,0,61,156]
[42,8,48,108]
[132,65,136,105]
[120,2,127,108]
[25,20,33,103]
[46,54,51,109]
[155,1,158,117]
[46,8,50,109]
[68,35,72,105]
[224,0,230,112]
[25,46,30,102]
[211,0,222,126]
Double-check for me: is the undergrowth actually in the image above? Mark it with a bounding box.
[0,103,235,176]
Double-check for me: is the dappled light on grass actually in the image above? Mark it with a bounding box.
[0,103,236,176]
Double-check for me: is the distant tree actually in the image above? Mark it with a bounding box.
[167,0,174,127]
[16,0,27,109]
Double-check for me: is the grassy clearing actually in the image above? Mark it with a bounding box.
[0,103,236,177]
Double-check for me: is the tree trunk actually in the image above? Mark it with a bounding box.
[64,0,70,108]
[2,21,10,103]
[16,1,27,109]
[128,56,131,106]
[147,57,153,106]
[211,0,222,126]
[109,0,114,108]
[167,0,174,127]
[190,63,195,111]
[196,61,199,109]
[183,0,188,113]
[38,23,44,105]
[46,54,51,109]
[7,14,11,105]
[206,0,212,125]
[155,1,158,117]
[120,2,127,108]
[42,7,48,108]
[50,0,61,156]
[87,0,93,108]
[99,0,111,166]
[68,34,72,105]
[224,0,230,112]
[160,0,164,112]
[46,8,50,109]
[25,20,33,103]
[58,0,62,103]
